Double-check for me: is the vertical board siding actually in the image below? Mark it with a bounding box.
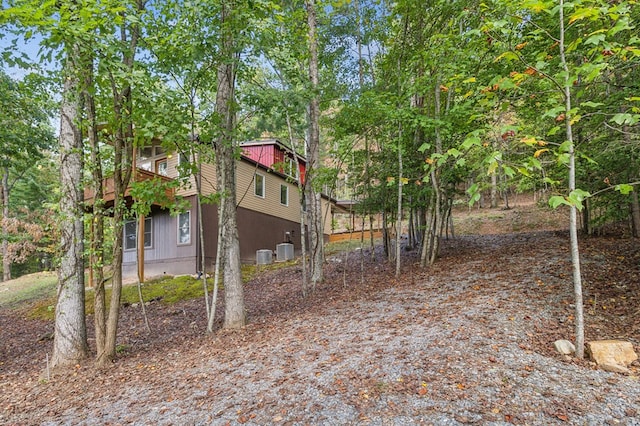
[123,204,196,265]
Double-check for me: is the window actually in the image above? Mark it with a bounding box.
[124,217,152,250]
[156,159,168,176]
[280,184,288,206]
[254,173,265,198]
[178,211,191,245]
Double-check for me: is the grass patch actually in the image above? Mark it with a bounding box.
[25,260,298,321]
[28,275,205,321]
[0,272,57,309]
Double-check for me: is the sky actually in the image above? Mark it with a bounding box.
[1,26,57,78]
[1,26,61,133]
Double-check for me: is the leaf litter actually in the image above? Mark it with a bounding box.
[1,215,640,425]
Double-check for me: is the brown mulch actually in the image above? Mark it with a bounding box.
[1,205,640,425]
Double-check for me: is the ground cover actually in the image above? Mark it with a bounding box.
[1,199,639,425]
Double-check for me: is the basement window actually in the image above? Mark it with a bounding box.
[124,217,152,250]
[178,211,191,245]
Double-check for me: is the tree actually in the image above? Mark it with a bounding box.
[483,0,639,358]
[214,0,245,329]
[0,71,55,281]
[305,0,325,289]
[94,0,146,366]
[53,27,88,369]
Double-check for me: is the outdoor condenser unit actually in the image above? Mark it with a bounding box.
[276,243,294,262]
[256,249,273,265]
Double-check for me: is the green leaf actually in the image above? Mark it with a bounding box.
[567,189,591,210]
[549,195,570,209]
[517,167,532,177]
[447,148,461,158]
[584,33,606,46]
[461,136,482,150]
[494,51,519,62]
[611,113,639,126]
[581,101,604,108]
[615,184,634,195]
[547,126,562,136]
[467,183,481,207]
[503,165,515,178]
[558,140,572,153]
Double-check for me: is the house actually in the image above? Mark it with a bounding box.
[85,138,335,280]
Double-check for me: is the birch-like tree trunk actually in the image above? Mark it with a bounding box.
[1,170,9,282]
[559,0,585,359]
[52,49,88,368]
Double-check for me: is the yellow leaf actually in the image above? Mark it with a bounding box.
[534,148,549,158]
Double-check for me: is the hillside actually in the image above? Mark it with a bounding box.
[1,199,639,425]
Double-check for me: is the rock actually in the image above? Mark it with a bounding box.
[587,340,638,374]
[554,339,575,355]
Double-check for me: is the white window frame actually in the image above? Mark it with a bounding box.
[124,217,152,250]
[280,184,288,206]
[254,173,265,198]
[177,211,191,245]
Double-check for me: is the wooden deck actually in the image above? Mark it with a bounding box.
[83,169,175,209]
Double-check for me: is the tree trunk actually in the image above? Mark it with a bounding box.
[96,2,141,366]
[306,0,324,290]
[83,54,107,356]
[284,110,309,297]
[395,126,403,278]
[490,171,498,208]
[559,0,584,359]
[1,168,10,282]
[216,0,245,329]
[52,49,88,368]
[631,190,640,238]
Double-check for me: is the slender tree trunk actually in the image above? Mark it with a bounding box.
[490,170,498,208]
[216,0,245,329]
[426,79,444,266]
[207,199,224,333]
[284,110,309,297]
[1,169,10,282]
[99,106,133,365]
[559,0,584,359]
[395,126,403,278]
[631,190,640,238]
[52,49,88,368]
[96,3,141,366]
[306,0,324,289]
[83,54,107,356]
